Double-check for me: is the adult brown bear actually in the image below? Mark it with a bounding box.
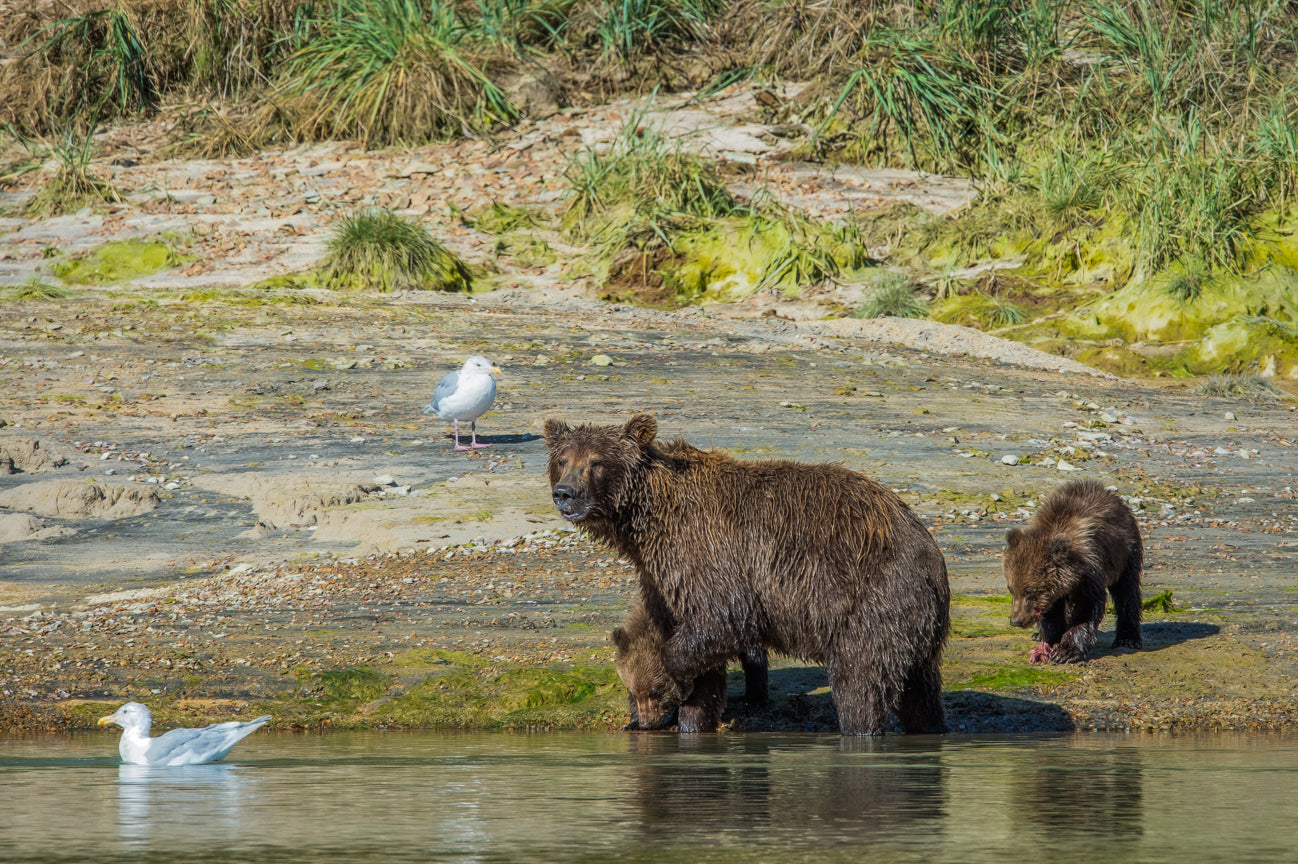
[1004,478,1143,664]
[544,413,950,735]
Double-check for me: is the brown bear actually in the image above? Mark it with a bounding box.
[613,601,768,732]
[545,413,950,735]
[1004,478,1143,664]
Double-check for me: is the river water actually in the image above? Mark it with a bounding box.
[2,731,1294,863]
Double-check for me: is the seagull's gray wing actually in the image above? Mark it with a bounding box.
[422,370,460,415]
[146,717,270,766]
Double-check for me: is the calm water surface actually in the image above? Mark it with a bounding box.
[2,731,1295,863]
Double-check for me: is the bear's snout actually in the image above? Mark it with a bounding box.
[1008,603,1040,629]
[551,483,586,520]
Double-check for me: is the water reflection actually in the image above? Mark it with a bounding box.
[115,763,257,850]
[626,734,947,846]
[1,732,1296,864]
[1014,747,1144,842]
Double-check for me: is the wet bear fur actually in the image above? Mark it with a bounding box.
[613,601,768,733]
[1004,478,1143,663]
[545,413,950,735]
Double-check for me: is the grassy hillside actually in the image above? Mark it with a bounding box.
[4,0,1298,384]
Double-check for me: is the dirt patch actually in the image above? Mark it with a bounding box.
[0,479,159,519]
[0,438,69,474]
[0,513,76,542]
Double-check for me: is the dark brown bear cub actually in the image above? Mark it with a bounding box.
[546,413,950,736]
[613,602,768,733]
[1004,478,1143,664]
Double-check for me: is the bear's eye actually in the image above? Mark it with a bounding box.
[589,460,605,475]
[1024,589,1037,600]
[647,688,662,700]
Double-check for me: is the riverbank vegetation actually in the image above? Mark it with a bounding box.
[4,0,1298,380]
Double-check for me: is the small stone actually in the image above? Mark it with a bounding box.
[1099,412,1118,423]
[1000,454,1020,466]
[1056,459,1079,471]
[590,354,614,367]
[1224,411,1236,420]
[350,436,366,443]
[374,474,397,487]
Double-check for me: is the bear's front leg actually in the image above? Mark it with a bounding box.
[1049,621,1098,663]
[660,619,737,687]
[1050,582,1107,663]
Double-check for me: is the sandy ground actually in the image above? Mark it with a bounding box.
[1,88,1296,733]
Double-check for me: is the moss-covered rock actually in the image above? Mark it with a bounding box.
[1174,315,1298,379]
[52,241,185,284]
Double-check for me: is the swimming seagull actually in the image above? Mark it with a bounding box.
[99,702,271,766]
[422,355,501,451]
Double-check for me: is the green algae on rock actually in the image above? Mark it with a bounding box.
[52,241,185,284]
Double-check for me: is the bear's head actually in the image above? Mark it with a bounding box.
[611,622,689,729]
[1004,528,1086,628]
[543,413,659,525]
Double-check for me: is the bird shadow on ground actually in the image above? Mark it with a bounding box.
[440,432,543,445]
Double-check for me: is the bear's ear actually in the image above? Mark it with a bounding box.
[623,413,658,449]
[1005,527,1024,549]
[611,626,630,653]
[543,418,570,444]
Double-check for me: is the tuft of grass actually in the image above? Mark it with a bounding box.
[818,30,995,170]
[1195,373,1287,402]
[281,0,518,147]
[581,0,724,62]
[1162,266,1208,305]
[854,272,929,319]
[562,104,737,235]
[1039,148,1116,224]
[6,9,157,132]
[322,208,472,292]
[9,277,71,301]
[21,126,121,219]
[982,293,1025,327]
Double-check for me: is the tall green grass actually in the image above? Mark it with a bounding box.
[819,31,996,170]
[282,0,518,146]
[584,0,723,61]
[562,106,737,234]
[322,208,472,292]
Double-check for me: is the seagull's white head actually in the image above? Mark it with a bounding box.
[98,701,153,734]
[462,355,501,378]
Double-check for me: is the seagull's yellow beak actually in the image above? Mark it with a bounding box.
[490,366,502,376]
[98,715,117,726]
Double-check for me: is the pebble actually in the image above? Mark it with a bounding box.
[1000,454,1020,466]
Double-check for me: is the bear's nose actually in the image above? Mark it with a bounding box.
[552,484,576,508]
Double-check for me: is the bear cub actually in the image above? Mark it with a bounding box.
[613,602,767,733]
[1004,478,1143,664]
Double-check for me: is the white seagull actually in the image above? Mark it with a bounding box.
[422,355,501,451]
[99,702,271,766]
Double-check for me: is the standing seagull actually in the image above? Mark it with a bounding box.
[422,355,501,450]
[99,702,270,766]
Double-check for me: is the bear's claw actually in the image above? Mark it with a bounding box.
[1028,641,1052,664]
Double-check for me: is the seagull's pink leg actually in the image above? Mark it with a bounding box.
[453,420,471,452]
[470,420,490,449]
